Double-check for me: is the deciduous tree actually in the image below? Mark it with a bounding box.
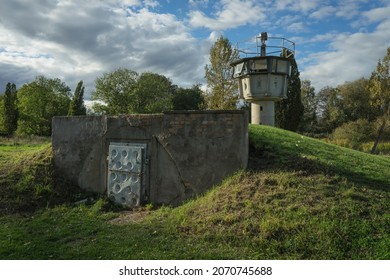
[92,68,138,115]
[316,86,343,134]
[132,72,174,113]
[172,84,204,110]
[204,36,238,109]
[338,78,378,122]
[17,76,71,136]
[298,80,317,133]
[368,47,390,154]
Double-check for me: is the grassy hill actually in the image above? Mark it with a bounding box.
[0,125,389,259]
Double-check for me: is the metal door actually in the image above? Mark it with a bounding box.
[107,143,147,207]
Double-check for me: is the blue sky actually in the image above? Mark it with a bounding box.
[0,0,389,99]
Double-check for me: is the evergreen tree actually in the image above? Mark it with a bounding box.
[204,36,239,109]
[275,57,304,131]
[68,80,87,116]
[3,82,18,135]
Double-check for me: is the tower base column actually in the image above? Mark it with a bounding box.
[251,101,275,126]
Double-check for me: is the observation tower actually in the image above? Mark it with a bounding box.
[231,32,295,126]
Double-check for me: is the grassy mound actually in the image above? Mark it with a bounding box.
[0,141,84,214]
[0,125,389,259]
[149,125,389,259]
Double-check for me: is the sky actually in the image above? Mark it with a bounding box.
[0,0,389,99]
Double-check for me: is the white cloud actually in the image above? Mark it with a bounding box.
[299,3,390,91]
[336,0,369,21]
[0,1,209,97]
[189,0,209,8]
[362,5,390,22]
[275,0,321,13]
[309,6,337,20]
[300,31,389,91]
[0,0,389,99]
[286,22,306,33]
[188,0,266,30]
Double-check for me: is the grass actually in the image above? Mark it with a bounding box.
[0,138,84,214]
[325,138,390,155]
[0,125,389,259]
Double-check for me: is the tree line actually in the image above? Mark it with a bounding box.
[298,47,390,154]
[1,36,389,154]
[0,71,204,136]
[203,36,389,154]
[0,77,87,136]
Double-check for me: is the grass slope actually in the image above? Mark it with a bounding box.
[0,141,82,215]
[0,125,389,259]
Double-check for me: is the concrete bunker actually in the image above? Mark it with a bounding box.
[52,111,248,207]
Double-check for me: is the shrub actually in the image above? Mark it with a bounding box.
[331,119,374,150]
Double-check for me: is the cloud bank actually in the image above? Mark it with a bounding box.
[0,0,389,98]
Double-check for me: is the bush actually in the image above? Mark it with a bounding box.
[331,119,374,150]
[362,141,390,155]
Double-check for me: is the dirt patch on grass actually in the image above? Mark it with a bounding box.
[109,210,150,225]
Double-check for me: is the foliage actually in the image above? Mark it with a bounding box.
[310,78,381,137]
[0,99,5,133]
[68,81,87,116]
[132,72,174,113]
[298,80,317,133]
[172,84,204,110]
[338,78,378,122]
[92,68,138,115]
[275,57,304,131]
[368,47,390,154]
[316,86,344,133]
[92,68,205,115]
[16,76,71,136]
[0,141,83,214]
[331,119,375,150]
[362,141,390,155]
[3,83,18,135]
[369,47,390,117]
[204,36,239,109]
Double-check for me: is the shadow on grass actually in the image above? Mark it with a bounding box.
[248,142,390,191]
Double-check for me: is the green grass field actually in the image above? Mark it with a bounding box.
[0,125,389,259]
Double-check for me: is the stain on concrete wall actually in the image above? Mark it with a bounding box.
[52,111,248,206]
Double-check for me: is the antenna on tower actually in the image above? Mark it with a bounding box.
[231,32,295,126]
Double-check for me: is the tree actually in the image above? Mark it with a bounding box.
[368,47,390,154]
[275,57,304,131]
[3,82,18,135]
[298,80,317,133]
[204,36,239,109]
[132,72,174,113]
[68,80,87,116]
[338,78,378,122]
[316,86,345,134]
[17,76,71,136]
[92,68,138,115]
[331,119,374,150]
[172,84,204,110]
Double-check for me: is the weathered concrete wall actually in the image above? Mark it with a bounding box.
[52,111,248,206]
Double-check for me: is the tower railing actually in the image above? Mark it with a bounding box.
[234,35,295,58]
